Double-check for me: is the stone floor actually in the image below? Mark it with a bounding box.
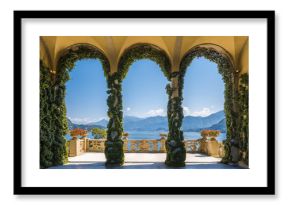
[49,153,241,169]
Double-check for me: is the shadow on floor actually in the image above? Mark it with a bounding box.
[49,162,241,169]
[194,155,211,158]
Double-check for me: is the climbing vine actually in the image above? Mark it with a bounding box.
[165,72,186,167]
[238,73,249,165]
[118,44,171,80]
[104,43,172,166]
[105,72,124,166]
[50,83,68,165]
[51,44,110,166]
[40,61,54,168]
[57,44,110,80]
[179,46,238,164]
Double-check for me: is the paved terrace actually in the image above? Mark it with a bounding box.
[49,153,241,169]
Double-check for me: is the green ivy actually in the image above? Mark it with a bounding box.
[105,72,124,166]
[50,85,68,165]
[104,43,172,166]
[40,61,54,168]
[46,44,110,166]
[165,72,186,167]
[179,46,238,164]
[118,44,171,80]
[238,73,249,165]
[56,44,110,82]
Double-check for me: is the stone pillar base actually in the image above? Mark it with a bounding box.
[105,140,124,167]
[207,139,219,157]
[68,138,80,157]
[165,140,186,167]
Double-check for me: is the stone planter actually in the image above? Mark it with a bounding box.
[207,139,220,157]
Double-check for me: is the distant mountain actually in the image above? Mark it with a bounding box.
[193,118,226,132]
[124,116,143,123]
[182,110,225,131]
[67,118,106,131]
[124,116,166,131]
[122,110,225,132]
[67,118,74,130]
[67,110,226,132]
[87,119,108,127]
[207,118,226,132]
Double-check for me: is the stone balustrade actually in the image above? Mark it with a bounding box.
[67,138,225,158]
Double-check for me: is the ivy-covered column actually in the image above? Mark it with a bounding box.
[40,61,54,168]
[238,73,249,166]
[165,72,186,167]
[52,44,110,167]
[40,60,68,168]
[221,70,238,164]
[105,73,124,166]
[51,84,69,165]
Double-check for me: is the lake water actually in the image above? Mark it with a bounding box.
[66,131,226,142]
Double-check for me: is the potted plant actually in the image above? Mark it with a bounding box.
[200,129,220,141]
[200,129,221,157]
[69,128,87,140]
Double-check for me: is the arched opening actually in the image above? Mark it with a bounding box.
[65,59,108,135]
[65,59,108,162]
[179,45,238,164]
[40,37,248,169]
[48,44,110,167]
[104,43,171,166]
[182,56,226,162]
[122,59,169,163]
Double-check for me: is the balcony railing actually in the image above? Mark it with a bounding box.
[67,138,225,158]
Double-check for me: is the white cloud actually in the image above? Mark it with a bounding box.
[145,108,165,117]
[69,117,89,124]
[182,107,213,117]
[182,106,191,116]
[191,107,212,117]
[126,107,131,111]
[98,117,108,121]
[68,117,100,124]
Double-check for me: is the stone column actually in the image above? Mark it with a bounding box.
[160,139,166,153]
[105,73,124,166]
[207,139,219,157]
[69,138,80,157]
[165,73,186,167]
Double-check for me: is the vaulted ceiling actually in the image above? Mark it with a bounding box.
[40,36,248,74]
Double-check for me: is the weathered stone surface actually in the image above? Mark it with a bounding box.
[66,139,225,158]
[207,140,220,157]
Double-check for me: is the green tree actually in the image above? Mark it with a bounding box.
[92,127,107,139]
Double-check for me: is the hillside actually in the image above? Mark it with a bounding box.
[67,118,106,131]
[68,110,226,132]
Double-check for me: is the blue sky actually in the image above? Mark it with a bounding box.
[122,60,169,118]
[65,57,224,124]
[183,57,224,117]
[65,59,108,124]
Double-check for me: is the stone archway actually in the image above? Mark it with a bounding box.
[40,37,248,169]
[50,43,110,166]
[104,43,172,166]
[176,44,239,164]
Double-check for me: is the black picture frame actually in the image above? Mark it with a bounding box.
[14,10,275,195]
